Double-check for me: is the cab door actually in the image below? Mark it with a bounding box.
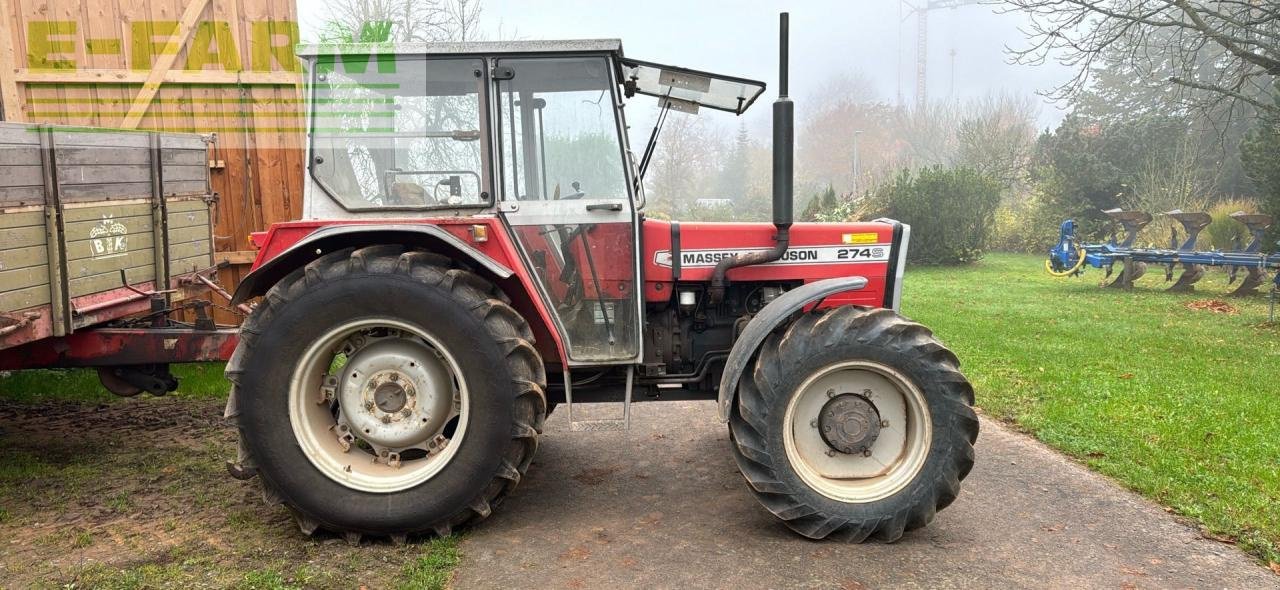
[493,56,642,365]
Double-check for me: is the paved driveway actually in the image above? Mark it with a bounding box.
[455,401,1276,589]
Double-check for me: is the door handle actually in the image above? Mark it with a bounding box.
[585,202,624,212]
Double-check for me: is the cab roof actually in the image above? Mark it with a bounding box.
[295,39,767,115]
[295,39,624,58]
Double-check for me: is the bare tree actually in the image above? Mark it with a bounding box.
[1001,0,1279,116]
[318,0,484,43]
[955,93,1039,188]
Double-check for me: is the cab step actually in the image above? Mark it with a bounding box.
[563,366,632,432]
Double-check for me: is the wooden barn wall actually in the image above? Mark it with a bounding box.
[0,0,303,324]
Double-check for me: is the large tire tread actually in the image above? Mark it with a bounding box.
[728,306,978,542]
[224,245,546,541]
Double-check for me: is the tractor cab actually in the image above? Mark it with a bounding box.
[296,41,766,365]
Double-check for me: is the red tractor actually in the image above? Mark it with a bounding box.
[225,14,977,543]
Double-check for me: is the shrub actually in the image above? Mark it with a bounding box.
[988,188,1063,254]
[876,166,1002,264]
[1204,199,1260,251]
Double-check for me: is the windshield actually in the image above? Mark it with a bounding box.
[309,56,488,210]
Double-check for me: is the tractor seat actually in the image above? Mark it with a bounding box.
[387,182,432,207]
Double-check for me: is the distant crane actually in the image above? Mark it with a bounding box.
[900,0,980,110]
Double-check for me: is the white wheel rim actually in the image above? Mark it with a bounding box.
[289,318,469,493]
[782,360,932,503]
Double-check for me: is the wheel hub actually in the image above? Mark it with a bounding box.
[818,393,881,455]
[337,338,453,449]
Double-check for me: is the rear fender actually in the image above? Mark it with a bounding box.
[716,276,870,422]
[230,224,513,305]
[230,223,571,364]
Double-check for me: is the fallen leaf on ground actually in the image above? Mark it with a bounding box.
[1185,299,1238,314]
[1199,528,1237,544]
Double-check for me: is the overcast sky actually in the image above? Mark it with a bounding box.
[296,0,1074,132]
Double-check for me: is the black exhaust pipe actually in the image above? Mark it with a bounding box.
[709,12,793,304]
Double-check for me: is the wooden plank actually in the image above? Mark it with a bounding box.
[161,180,208,194]
[65,233,156,262]
[0,284,50,311]
[62,201,150,222]
[0,185,44,205]
[54,146,151,166]
[63,212,153,237]
[167,208,209,229]
[59,182,154,201]
[50,130,150,148]
[56,164,152,186]
[0,225,43,249]
[14,69,300,85]
[161,164,206,181]
[170,239,210,260]
[0,164,42,187]
[0,208,43,228]
[168,224,208,245]
[159,134,207,150]
[0,264,47,290]
[120,0,213,129]
[161,149,207,165]
[0,125,39,144]
[65,248,156,279]
[68,264,155,298]
[0,0,22,122]
[0,244,48,270]
[213,249,255,265]
[0,146,39,166]
[169,253,213,274]
[165,197,210,212]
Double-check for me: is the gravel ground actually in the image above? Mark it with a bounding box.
[456,401,1279,589]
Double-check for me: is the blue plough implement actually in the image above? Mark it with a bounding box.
[1046,208,1280,297]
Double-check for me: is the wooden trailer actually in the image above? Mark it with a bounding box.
[0,121,236,393]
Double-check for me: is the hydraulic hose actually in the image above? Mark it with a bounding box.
[1044,247,1086,277]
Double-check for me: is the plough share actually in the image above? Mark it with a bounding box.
[1047,209,1280,296]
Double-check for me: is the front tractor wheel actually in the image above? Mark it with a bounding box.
[226,246,546,540]
[729,306,977,542]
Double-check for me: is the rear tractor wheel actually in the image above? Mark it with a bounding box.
[729,306,978,542]
[225,246,546,540]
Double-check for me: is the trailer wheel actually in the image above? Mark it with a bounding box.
[226,245,546,540]
[728,306,977,542]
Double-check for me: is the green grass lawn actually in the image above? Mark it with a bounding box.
[1,251,1276,567]
[904,252,1279,563]
[0,362,228,404]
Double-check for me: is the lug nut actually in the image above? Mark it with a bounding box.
[389,374,399,382]
[826,388,835,398]
[809,419,818,428]
[364,401,374,411]
[380,416,391,424]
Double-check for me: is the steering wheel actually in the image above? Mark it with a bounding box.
[562,181,586,200]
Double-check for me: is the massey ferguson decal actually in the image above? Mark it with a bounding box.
[654,244,891,268]
[89,215,129,259]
